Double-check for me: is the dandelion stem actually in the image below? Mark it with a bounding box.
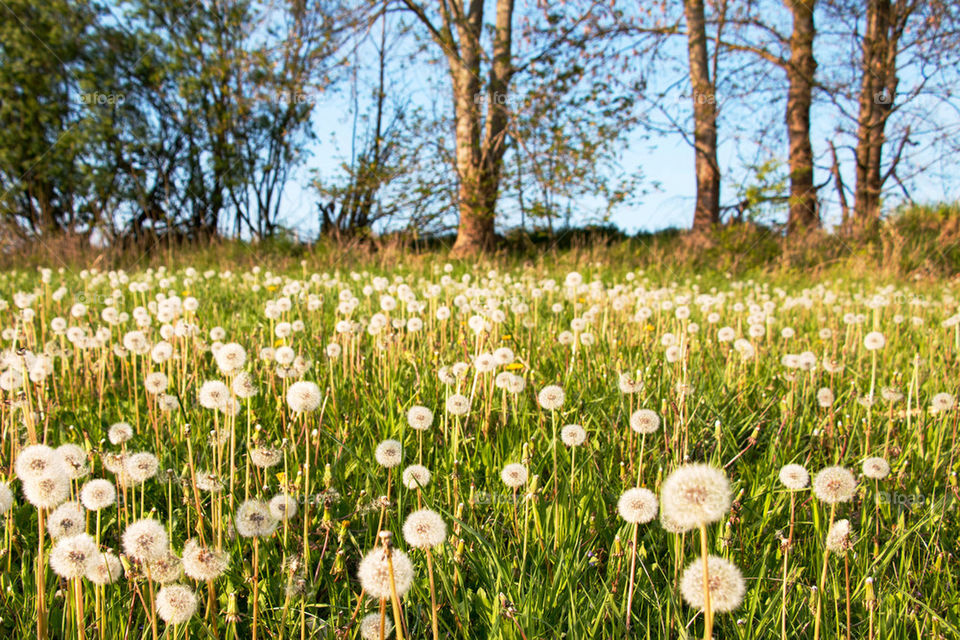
[625,521,638,632]
[699,523,713,640]
[814,503,836,640]
[426,548,440,640]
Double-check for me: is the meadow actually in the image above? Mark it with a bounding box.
[0,253,957,640]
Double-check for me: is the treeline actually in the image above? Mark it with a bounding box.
[1,0,958,255]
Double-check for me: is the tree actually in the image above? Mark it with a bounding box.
[683,0,721,231]
[0,0,105,237]
[784,0,818,231]
[821,0,960,228]
[720,0,820,232]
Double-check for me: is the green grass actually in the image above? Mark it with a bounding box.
[0,254,957,639]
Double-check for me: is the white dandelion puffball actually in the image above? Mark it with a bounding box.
[560,424,587,447]
[86,552,123,585]
[122,518,169,561]
[287,380,322,413]
[53,442,87,477]
[778,464,809,490]
[406,406,434,431]
[679,555,746,613]
[125,452,159,484]
[402,509,447,549]
[618,488,659,524]
[357,547,414,599]
[144,371,169,395]
[401,464,431,489]
[198,380,229,410]
[232,372,258,399]
[15,444,64,482]
[50,533,98,578]
[235,500,279,538]
[375,440,403,468]
[215,342,247,373]
[931,392,956,413]
[445,394,470,416]
[813,466,857,503]
[23,472,71,510]
[863,331,886,351]
[108,422,134,445]
[826,519,855,553]
[537,385,565,410]
[148,551,184,584]
[0,482,13,514]
[182,539,229,582]
[249,447,282,469]
[861,457,890,480]
[360,612,393,640]
[47,501,85,539]
[816,388,835,408]
[501,463,529,488]
[156,584,198,625]
[660,464,732,531]
[269,494,298,521]
[629,409,661,434]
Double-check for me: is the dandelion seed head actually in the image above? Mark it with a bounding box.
[269,494,298,521]
[537,385,565,410]
[826,519,855,553]
[250,446,282,468]
[402,509,447,549]
[15,444,63,482]
[617,488,659,524]
[629,409,661,434]
[357,547,414,599]
[49,533,98,579]
[931,392,956,413]
[661,464,731,531]
[375,440,403,469]
[401,464,431,490]
[23,471,70,509]
[156,584,198,625]
[47,501,85,539]
[812,466,857,504]
[235,500,278,538]
[0,482,13,514]
[148,550,184,584]
[501,463,528,488]
[680,555,745,613]
[122,518,169,561]
[125,452,159,484]
[863,331,885,351]
[182,539,229,582]
[215,342,247,373]
[360,612,393,640]
[861,457,890,480]
[560,424,587,447]
[445,394,470,416]
[86,552,123,585]
[287,380,322,413]
[56,443,89,479]
[778,464,809,490]
[406,406,434,431]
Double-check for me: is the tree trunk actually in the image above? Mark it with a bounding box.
[683,0,721,232]
[448,0,493,255]
[853,0,896,227]
[785,0,819,233]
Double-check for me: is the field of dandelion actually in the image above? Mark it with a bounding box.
[0,256,958,640]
